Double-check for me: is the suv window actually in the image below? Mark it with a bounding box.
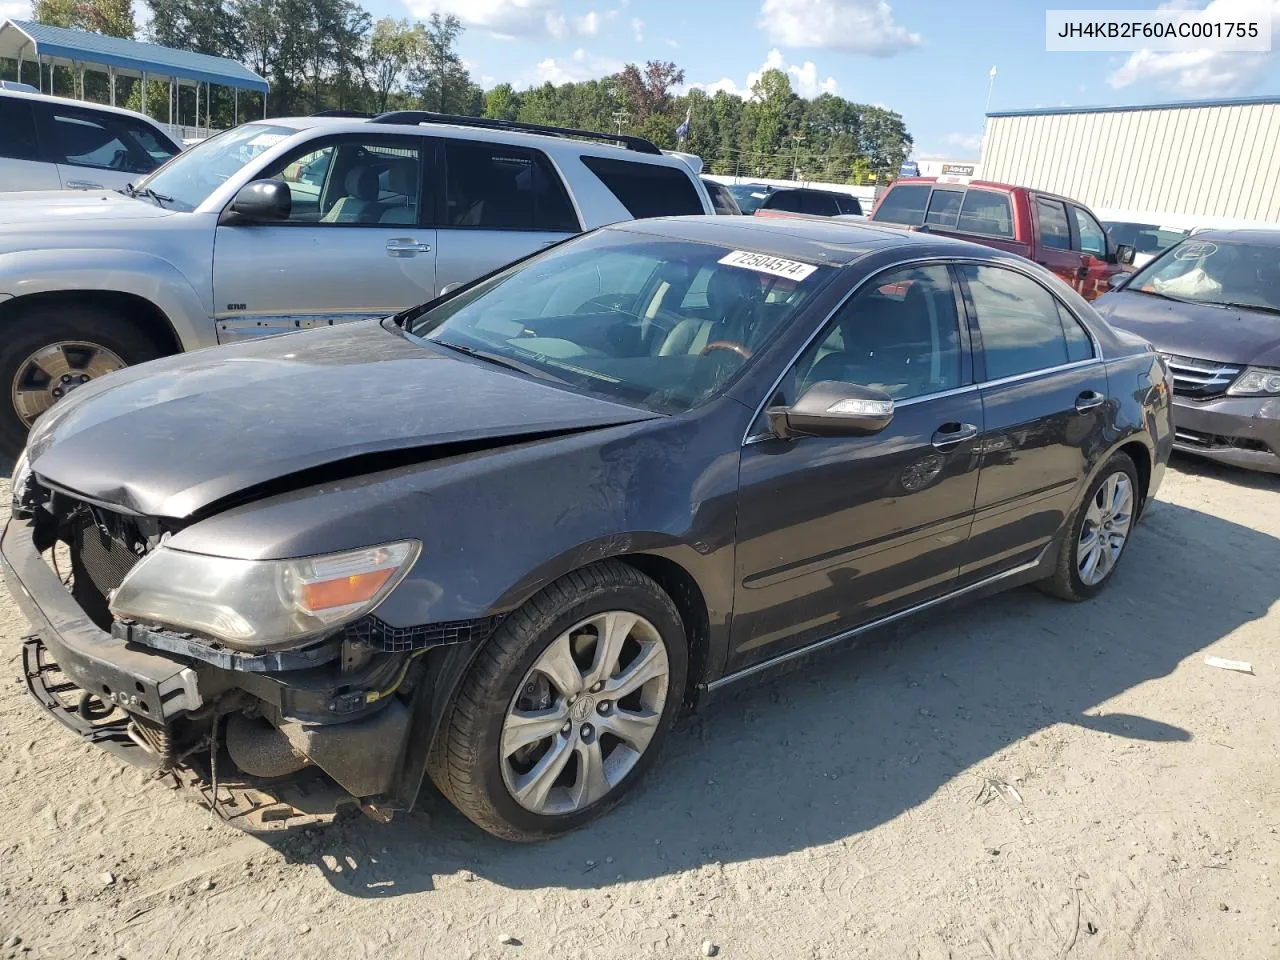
[924,189,964,228]
[955,189,1013,237]
[581,155,703,218]
[801,191,839,217]
[0,97,40,161]
[835,194,863,216]
[38,107,175,174]
[445,140,579,232]
[871,183,929,225]
[763,189,804,213]
[267,138,421,225]
[1069,205,1108,258]
[1036,197,1071,250]
[962,264,1081,380]
[795,264,963,401]
[703,179,741,215]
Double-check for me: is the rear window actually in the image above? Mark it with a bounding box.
[956,188,1013,238]
[872,183,929,225]
[446,140,579,232]
[0,97,40,161]
[835,195,863,216]
[924,189,964,228]
[581,156,703,219]
[763,190,804,213]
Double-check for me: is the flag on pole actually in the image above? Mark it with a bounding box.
[675,106,691,140]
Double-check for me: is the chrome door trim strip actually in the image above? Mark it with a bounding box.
[704,555,1043,692]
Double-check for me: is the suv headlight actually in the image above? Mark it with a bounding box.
[10,448,32,508]
[1226,366,1280,397]
[109,540,420,650]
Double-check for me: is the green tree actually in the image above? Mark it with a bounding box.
[368,17,421,114]
[614,59,683,123]
[411,12,473,114]
[483,82,521,121]
[36,0,135,37]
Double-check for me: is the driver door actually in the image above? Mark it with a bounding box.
[212,133,437,344]
[729,263,983,672]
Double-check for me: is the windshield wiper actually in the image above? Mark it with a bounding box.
[124,183,173,207]
[1134,287,1199,305]
[431,339,569,384]
[1215,301,1280,317]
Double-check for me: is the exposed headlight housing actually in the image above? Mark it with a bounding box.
[1226,366,1280,397]
[109,540,420,650]
[10,448,32,512]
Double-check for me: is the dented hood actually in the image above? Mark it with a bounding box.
[27,320,659,519]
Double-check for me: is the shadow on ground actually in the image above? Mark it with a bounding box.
[269,498,1276,897]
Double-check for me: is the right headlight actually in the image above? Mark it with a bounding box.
[1226,366,1280,397]
[109,540,420,651]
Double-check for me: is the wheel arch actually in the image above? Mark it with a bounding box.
[0,289,183,357]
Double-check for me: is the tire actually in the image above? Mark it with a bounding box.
[0,303,164,458]
[1040,452,1140,602]
[429,561,688,841]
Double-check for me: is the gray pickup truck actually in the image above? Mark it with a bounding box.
[0,111,713,456]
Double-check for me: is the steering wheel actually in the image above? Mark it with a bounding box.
[700,340,752,361]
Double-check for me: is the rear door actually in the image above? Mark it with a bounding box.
[212,133,436,342]
[1031,195,1088,293]
[432,139,581,293]
[0,96,59,191]
[34,103,172,191]
[957,262,1109,582]
[1068,204,1115,300]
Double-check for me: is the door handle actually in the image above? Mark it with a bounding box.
[386,238,432,257]
[931,422,979,450]
[64,180,104,190]
[1075,391,1105,413]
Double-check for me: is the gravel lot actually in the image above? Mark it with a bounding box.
[1,456,1278,960]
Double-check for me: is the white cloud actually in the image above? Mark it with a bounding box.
[757,0,921,55]
[533,48,626,85]
[1107,0,1280,95]
[689,48,838,99]
[575,11,600,35]
[0,0,29,19]
[662,37,680,48]
[943,132,982,151]
[630,16,644,41]
[407,0,593,41]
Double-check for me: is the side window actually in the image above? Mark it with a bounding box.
[1069,205,1108,258]
[835,195,863,216]
[0,98,41,161]
[41,109,154,173]
[1057,302,1095,362]
[962,264,1072,380]
[795,264,963,401]
[766,191,804,213]
[267,139,420,225]
[956,189,1013,238]
[580,155,703,218]
[924,189,964,228]
[123,120,178,165]
[445,141,579,231]
[1036,197,1072,250]
[706,181,739,215]
[801,192,838,217]
[870,183,929,225]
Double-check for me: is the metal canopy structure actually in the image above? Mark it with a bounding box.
[0,19,267,127]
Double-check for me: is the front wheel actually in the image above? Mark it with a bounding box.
[1041,452,1139,601]
[430,562,688,841]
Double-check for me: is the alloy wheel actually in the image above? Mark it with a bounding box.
[1077,471,1134,586]
[11,341,127,426]
[500,611,670,816]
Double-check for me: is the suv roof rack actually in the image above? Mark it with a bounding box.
[370,111,663,155]
[312,109,375,118]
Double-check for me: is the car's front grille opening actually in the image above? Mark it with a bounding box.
[1174,428,1271,453]
[1162,353,1242,399]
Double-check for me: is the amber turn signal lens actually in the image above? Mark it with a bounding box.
[300,567,395,612]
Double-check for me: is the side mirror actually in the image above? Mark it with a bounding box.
[766,381,894,440]
[1107,272,1128,291]
[1114,243,1136,266]
[222,179,291,223]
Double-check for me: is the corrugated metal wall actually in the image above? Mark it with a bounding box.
[981,102,1280,222]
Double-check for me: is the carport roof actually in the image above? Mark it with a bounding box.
[0,19,268,93]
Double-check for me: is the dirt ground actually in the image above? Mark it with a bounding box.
[1,455,1278,960]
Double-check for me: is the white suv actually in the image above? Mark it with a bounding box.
[0,110,714,455]
[0,88,181,193]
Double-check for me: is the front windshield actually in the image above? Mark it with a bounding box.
[133,123,296,212]
[1103,221,1188,257]
[1130,238,1280,313]
[408,229,833,414]
[728,184,771,214]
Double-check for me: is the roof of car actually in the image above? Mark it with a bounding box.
[1184,229,1280,245]
[0,87,174,131]
[610,215,1000,266]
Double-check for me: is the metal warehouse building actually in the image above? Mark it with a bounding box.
[980,96,1280,224]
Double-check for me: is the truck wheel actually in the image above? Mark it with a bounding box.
[430,561,688,841]
[0,304,163,458]
[1039,452,1139,601]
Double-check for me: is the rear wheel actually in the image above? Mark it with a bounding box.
[1041,452,1139,601]
[430,562,688,841]
[0,304,164,457]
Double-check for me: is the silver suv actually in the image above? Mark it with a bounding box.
[0,111,713,455]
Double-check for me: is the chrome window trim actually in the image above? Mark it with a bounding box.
[977,356,1103,390]
[740,254,1106,447]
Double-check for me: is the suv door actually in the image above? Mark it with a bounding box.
[956,263,1109,584]
[1068,204,1116,299]
[1032,195,1088,294]
[0,96,59,191]
[34,103,176,191]
[730,263,982,671]
[212,133,436,342]
[433,139,581,293]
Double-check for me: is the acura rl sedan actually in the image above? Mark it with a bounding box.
[3,217,1173,841]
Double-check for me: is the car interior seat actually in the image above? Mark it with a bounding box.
[321,166,380,224]
[378,161,419,224]
[656,268,763,356]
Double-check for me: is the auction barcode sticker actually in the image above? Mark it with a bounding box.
[718,250,817,281]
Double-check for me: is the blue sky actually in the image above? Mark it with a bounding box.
[364,0,1280,162]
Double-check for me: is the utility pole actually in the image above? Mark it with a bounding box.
[985,65,998,115]
[791,134,805,182]
[612,109,629,135]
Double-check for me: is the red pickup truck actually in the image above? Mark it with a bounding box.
[869,177,1135,299]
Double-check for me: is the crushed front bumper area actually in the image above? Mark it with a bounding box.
[1,515,444,833]
[1172,395,1280,475]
